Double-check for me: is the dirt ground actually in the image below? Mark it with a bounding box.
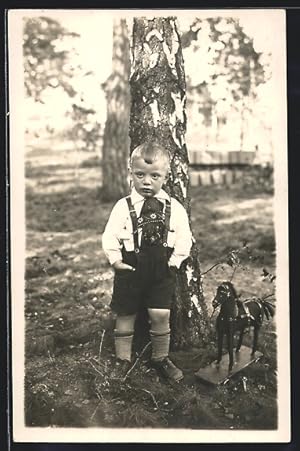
[24,138,277,430]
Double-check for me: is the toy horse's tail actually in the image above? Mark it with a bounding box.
[260,299,275,320]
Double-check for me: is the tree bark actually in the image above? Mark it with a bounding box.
[129,17,209,349]
[102,19,131,201]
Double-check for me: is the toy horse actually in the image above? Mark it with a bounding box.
[212,281,275,372]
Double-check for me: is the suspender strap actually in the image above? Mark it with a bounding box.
[125,196,139,253]
[162,199,171,247]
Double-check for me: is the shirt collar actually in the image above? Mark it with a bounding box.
[130,187,170,204]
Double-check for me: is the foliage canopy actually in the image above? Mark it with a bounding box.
[23,16,79,101]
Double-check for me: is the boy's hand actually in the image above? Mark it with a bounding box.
[113,260,135,272]
[168,265,177,278]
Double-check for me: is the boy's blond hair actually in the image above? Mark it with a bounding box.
[130,141,170,169]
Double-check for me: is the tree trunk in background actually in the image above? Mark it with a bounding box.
[102,19,131,201]
[239,99,245,151]
[129,17,209,349]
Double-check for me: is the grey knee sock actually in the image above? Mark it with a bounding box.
[114,329,134,361]
[150,329,170,361]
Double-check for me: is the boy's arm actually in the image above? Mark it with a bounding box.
[102,200,135,271]
[168,200,193,269]
[102,199,125,265]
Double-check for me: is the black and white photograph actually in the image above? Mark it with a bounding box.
[8,8,290,443]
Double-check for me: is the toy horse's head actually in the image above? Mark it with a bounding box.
[212,281,238,309]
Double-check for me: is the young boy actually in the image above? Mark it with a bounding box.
[102,141,192,382]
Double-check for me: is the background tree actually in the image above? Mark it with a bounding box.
[23,16,103,153]
[23,16,79,102]
[130,16,209,349]
[101,18,131,201]
[181,17,268,149]
[207,17,266,149]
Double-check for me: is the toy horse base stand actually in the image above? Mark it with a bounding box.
[195,345,263,385]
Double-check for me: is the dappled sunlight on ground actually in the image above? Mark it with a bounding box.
[26,166,102,194]
[26,230,103,257]
[26,137,102,193]
[26,165,102,194]
[214,198,273,225]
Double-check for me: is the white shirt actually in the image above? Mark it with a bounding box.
[102,188,193,268]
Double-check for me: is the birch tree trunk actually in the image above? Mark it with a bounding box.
[102,19,130,201]
[129,17,209,349]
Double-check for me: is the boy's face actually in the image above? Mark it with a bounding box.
[130,156,169,197]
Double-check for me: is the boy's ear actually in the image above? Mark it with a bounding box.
[165,166,171,181]
[127,157,132,174]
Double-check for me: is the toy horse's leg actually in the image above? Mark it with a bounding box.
[252,324,259,356]
[216,318,223,364]
[236,328,244,353]
[227,322,234,372]
[217,333,223,364]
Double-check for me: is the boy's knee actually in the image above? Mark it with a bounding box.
[116,314,136,332]
[148,308,170,330]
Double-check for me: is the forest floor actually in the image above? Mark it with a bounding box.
[24,138,277,432]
